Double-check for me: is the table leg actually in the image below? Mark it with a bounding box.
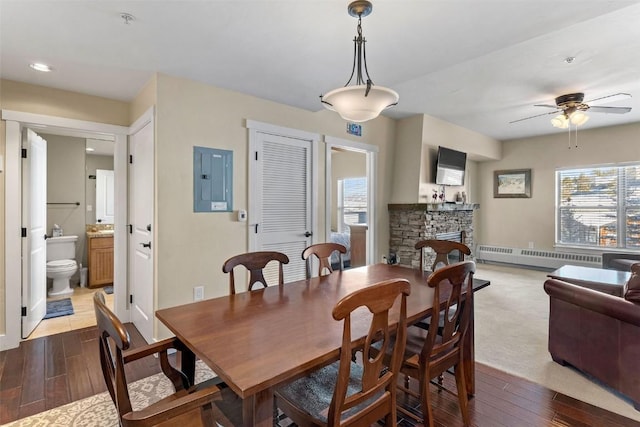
[242,389,273,427]
[180,348,196,386]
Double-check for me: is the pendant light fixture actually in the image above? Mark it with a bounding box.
[320,1,399,123]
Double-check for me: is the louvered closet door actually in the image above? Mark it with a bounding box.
[254,132,312,283]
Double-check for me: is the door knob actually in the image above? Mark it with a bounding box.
[44,234,49,240]
[146,224,151,231]
[304,231,313,237]
[141,242,151,249]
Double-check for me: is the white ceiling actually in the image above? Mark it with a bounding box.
[2,0,640,141]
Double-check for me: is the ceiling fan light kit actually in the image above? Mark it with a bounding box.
[320,1,399,123]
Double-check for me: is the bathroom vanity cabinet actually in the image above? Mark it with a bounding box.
[87,234,114,287]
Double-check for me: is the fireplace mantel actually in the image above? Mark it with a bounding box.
[388,203,479,212]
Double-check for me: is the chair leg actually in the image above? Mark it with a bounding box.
[454,363,470,427]
[420,372,435,427]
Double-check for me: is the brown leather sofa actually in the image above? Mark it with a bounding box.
[602,252,640,271]
[544,264,640,410]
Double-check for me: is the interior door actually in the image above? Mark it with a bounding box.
[250,132,312,283]
[129,119,154,343]
[22,129,47,338]
[95,169,115,224]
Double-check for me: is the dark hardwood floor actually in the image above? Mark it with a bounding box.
[1,325,639,426]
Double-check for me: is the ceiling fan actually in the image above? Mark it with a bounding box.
[510,92,632,127]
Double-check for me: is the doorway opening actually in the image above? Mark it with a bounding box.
[325,136,378,267]
[2,110,128,351]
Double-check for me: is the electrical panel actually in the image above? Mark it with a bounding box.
[194,146,233,212]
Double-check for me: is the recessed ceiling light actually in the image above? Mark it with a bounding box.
[29,63,53,72]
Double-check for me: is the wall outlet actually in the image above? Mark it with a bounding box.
[381,255,387,264]
[528,241,534,249]
[193,286,204,301]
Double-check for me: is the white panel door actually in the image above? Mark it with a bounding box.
[251,132,312,283]
[22,129,47,338]
[129,120,154,343]
[96,169,115,224]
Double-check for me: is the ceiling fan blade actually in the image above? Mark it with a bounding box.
[510,110,559,124]
[533,104,559,109]
[586,92,631,105]
[588,105,632,114]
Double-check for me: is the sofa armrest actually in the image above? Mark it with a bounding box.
[602,252,640,271]
[544,279,640,327]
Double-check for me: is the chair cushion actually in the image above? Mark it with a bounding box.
[624,263,640,303]
[276,361,382,423]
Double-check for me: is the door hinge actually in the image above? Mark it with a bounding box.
[129,294,133,304]
[254,224,259,233]
[21,227,27,238]
[255,151,258,161]
[129,155,133,164]
[128,224,133,234]
[21,148,27,158]
[21,307,27,316]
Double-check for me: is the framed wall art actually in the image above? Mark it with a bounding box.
[493,169,531,198]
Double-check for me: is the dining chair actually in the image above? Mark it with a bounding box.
[302,242,347,279]
[415,238,471,272]
[222,251,289,294]
[93,292,241,426]
[398,261,476,427]
[274,278,411,427]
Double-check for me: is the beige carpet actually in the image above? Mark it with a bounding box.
[474,263,640,422]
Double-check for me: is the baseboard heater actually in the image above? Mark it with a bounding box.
[476,245,602,269]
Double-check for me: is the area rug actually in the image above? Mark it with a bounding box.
[1,361,218,427]
[473,263,640,422]
[43,298,74,319]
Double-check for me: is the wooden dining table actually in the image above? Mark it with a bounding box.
[156,263,489,427]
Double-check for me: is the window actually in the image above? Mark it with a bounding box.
[337,177,367,232]
[556,164,640,249]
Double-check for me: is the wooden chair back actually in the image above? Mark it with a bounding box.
[414,261,475,426]
[302,242,347,279]
[222,251,290,294]
[329,278,411,426]
[415,239,471,272]
[94,292,227,426]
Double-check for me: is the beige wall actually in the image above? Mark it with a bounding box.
[392,113,501,204]
[0,79,130,336]
[152,73,397,337]
[44,134,86,268]
[477,122,640,251]
[330,150,367,231]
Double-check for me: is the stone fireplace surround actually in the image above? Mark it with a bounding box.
[388,203,479,270]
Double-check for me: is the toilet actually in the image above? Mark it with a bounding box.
[46,235,78,297]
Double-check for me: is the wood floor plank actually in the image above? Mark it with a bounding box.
[17,399,45,421]
[0,387,21,424]
[19,338,45,405]
[65,354,95,401]
[0,346,24,391]
[61,329,84,358]
[44,333,66,379]
[81,337,107,394]
[45,375,70,410]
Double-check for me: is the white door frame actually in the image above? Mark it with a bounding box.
[246,120,320,252]
[1,110,129,351]
[324,135,378,266]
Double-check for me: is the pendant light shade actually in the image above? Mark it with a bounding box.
[320,1,398,123]
[322,85,399,122]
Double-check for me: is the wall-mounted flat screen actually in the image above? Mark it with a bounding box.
[435,146,466,186]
